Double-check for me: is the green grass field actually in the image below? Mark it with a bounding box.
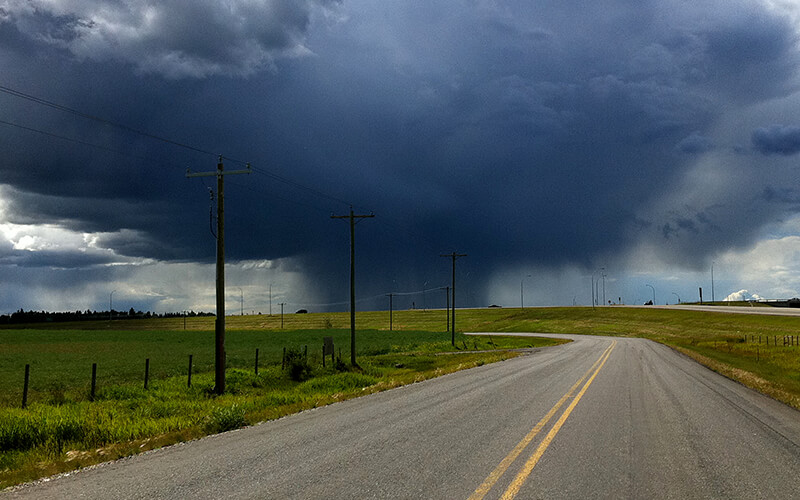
[0,328,502,407]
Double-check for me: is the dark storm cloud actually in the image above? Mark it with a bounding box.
[1,0,342,78]
[752,125,800,156]
[1,0,800,309]
[697,9,799,100]
[676,132,714,154]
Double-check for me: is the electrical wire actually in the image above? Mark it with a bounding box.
[0,118,165,165]
[248,167,352,209]
[0,84,227,159]
[0,83,356,207]
[286,286,448,308]
[0,83,449,259]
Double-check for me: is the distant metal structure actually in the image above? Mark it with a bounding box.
[711,261,716,303]
[521,274,531,309]
[187,157,250,395]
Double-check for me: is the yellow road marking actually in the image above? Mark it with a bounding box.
[500,341,616,499]
[468,341,616,500]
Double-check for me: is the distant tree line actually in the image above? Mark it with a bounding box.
[0,309,215,325]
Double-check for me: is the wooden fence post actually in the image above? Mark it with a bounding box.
[22,364,30,409]
[90,363,97,401]
[144,358,150,390]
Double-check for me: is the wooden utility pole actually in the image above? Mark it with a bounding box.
[444,286,450,333]
[387,293,394,331]
[187,156,250,395]
[441,252,466,345]
[331,206,374,365]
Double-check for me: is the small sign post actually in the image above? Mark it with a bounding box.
[323,337,335,367]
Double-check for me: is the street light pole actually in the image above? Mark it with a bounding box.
[602,267,606,306]
[238,287,243,316]
[672,292,681,304]
[521,274,531,309]
[646,284,656,305]
[711,261,715,304]
[109,289,116,322]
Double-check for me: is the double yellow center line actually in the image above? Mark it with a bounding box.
[469,340,616,500]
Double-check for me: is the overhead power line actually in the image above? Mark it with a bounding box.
[0,118,167,165]
[250,166,351,207]
[0,82,355,208]
[0,84,223,159]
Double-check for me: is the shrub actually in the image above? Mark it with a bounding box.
[204,404,247,433]
[284,347,311,382]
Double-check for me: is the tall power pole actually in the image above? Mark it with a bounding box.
[444,286,450,333]
[187,157,250,395]
[441,252,467,345]
[387,293,394,331]
[331,206,374,365]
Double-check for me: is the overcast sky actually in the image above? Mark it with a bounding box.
[2,0,800,314]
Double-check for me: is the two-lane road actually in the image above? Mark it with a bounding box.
[5,334,800,499]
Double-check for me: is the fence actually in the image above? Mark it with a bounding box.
[16,341,339,409]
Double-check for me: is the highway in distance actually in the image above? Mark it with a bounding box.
[4,333,800,499]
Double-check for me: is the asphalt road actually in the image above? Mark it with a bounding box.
[636,304,800,316]
[5,334,800,499]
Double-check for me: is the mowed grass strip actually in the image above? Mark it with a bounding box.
[0,329,562,488]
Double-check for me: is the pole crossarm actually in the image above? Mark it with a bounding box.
[331,206,374,365]
[186,163,251,178]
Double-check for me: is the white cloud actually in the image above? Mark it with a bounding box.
[716,232,800,298]
[723,289,764,301]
